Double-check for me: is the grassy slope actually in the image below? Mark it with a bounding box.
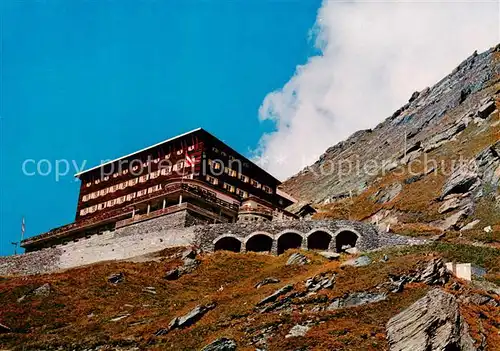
[1,245,499,350]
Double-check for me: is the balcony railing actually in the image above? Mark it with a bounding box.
[21,179,239,247]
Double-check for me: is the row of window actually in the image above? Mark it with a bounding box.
[85,145,198,187]
[207,160,273,194]
[82,162,190,202]
[79,183,166,216]
[211,147,251,168]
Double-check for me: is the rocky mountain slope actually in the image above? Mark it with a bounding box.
[282,45,500,244]
[1,244,499,350]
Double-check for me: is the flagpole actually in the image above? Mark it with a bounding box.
[21,216,25,241]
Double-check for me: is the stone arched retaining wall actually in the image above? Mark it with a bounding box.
[195,220,379,255]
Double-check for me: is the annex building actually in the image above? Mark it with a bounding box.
[21,128,298,252]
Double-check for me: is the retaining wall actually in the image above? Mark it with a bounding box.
[0,217,381,276]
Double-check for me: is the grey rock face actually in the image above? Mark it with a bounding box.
[327,292,386,310]
[386,289,476,351]
[441,165,479,200]
[477,100,496,118]
[280,46,499,219]
[416,258,450,285]
[286,253,310,266]
[374,183,403,204]
[200,338,237,351]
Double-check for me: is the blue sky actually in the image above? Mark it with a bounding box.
[0,0,321,255]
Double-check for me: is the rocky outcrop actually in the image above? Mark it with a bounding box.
[415,258,450,285]
[164,249,200,280]
[108,273,125,284]
[254,277,280,289]
[327,292,387,310]
[386,289,476,351]
[440,164,479,200]
[156,302,217,335]
[200,338,237,351]
[256,285,293,307]
[286,253,310,266]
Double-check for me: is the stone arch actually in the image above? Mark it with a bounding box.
[276,230,304,255]
[306,228,334,251]
[245,232,273,253]
[213,235,242,253]
[333,228,361,253]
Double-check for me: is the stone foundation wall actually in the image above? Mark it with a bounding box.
[0,211,196,276]
[0,218,387,276]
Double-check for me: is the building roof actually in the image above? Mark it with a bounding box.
[74,128,281,184]
[74,128,202,177]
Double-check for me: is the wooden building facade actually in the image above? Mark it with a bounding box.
[21,128,296,252]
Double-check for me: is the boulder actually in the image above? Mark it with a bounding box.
[286,253,310,266]
[285,324,310,338]
[256,285,293,306]
[168,302,216,331]
[460,219,480,231]
[255,277,280,289]
[108,273,125,284]
[386,289,476,351]
[305,272,335,292]
[201,338,237,351]
[344,247,359,255]
[32,283,51,297]
[164,268,180,280]
[318,251,340,260]
[182,248,197,260]
[342,255,372,268]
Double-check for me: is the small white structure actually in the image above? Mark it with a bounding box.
[445,262,472,281]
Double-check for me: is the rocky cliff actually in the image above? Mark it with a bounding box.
[282,45,500,243]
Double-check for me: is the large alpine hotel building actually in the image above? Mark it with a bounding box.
[21,128,297,252]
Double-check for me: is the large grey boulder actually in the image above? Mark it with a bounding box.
[387,289,476,351]
[156,302,217,335]
[200,338,237,351]
[286,253,310,266]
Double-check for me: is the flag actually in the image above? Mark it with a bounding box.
[185,154,195,168]
[21,217,25,240]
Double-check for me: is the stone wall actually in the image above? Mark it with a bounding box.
[0,211,196,276]
[0,217,392,277]
[194,220,380,254]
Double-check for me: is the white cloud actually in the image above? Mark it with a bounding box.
[255,0,499,181]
